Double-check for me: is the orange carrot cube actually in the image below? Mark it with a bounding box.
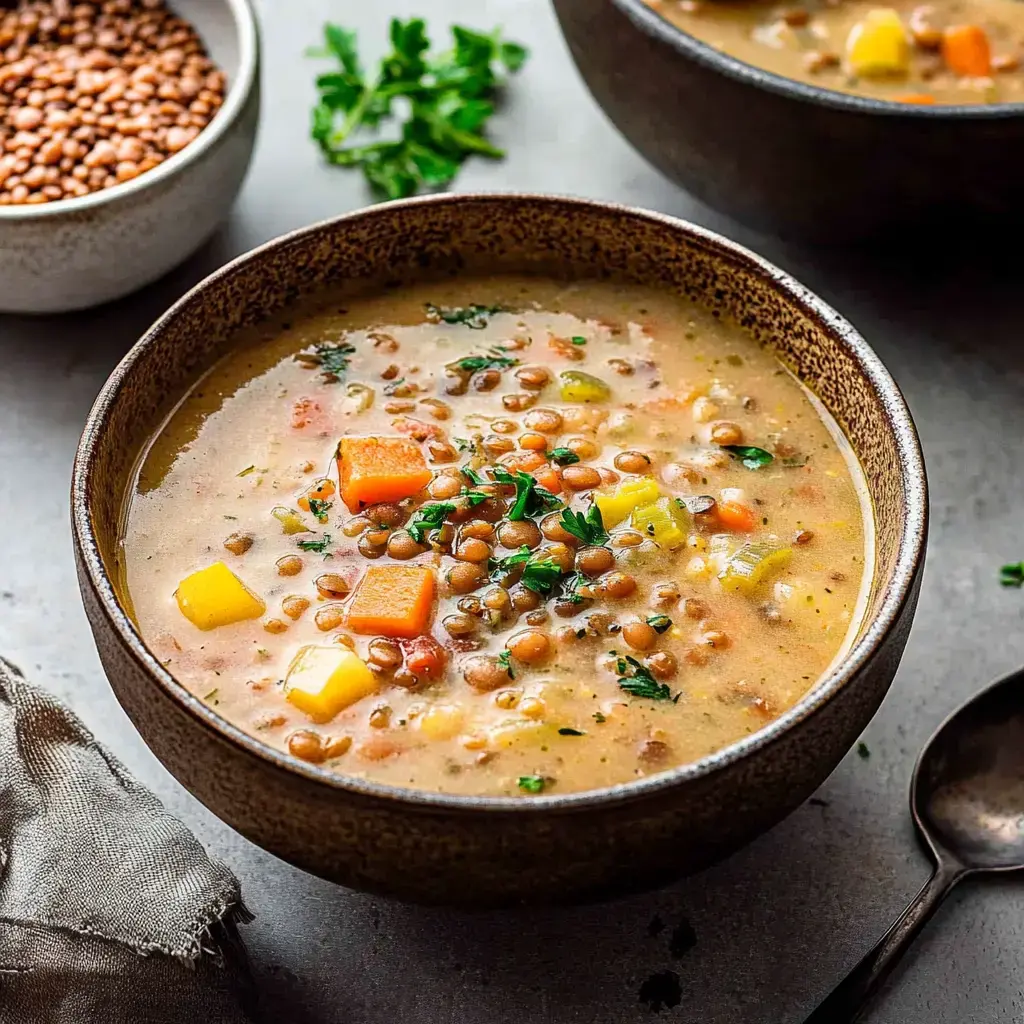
[347,564,436,638]
[337,436,432,512]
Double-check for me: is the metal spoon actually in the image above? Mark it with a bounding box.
[805,668,1024,1023]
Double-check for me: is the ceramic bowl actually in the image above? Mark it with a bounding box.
[553,0,1024,242]
[72,194,927,906]
[0,0,259,314]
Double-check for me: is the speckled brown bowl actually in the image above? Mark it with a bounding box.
[72,194,927,907]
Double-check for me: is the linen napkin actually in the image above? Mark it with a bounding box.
[0,658,255,1023]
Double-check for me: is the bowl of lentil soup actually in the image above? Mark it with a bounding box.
[554,0,1024,240]
[0,0,259,313]
[73,194,925,905]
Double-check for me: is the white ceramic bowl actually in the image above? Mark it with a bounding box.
[0,0,260,314]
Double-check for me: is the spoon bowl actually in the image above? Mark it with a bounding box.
[807,667,1024,1022]
[914,671,1024,872]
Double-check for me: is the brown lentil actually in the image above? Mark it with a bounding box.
[497,519,541,549]
[314,604,346,632]
[223,531,253,556]
[576,545,615,576]
[562,464,602,491]
[386,530,426,560]
[314,573,352,599]
[646,651,678,680]
[281,595,310,621]
[506,628,552,664]
[622,620,658,651]
[276,554,303,577]
[614,450,652,474]
[367,637,402,669]
[446,561,486,594]
[0,0,227,205]
[288,730,325,764]
[523,407,563,433]
[463,654,512,692]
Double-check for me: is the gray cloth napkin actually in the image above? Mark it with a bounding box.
[0,658,255,1023]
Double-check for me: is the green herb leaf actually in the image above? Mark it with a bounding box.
[302,341,357,381]
[548,447,580,466]
[497,649,515,679]
[1000,562,1024,588]
[617,655,672,701]
[493,467,563,520]
[558,727,585,736]
[558,503,608,546]
[454,354,518,372]
[407,502,456,544]
[857,741,871,759]
[453,437,473,453]
[461,464,485,486]
[427,303,504,329]
[521,556,563,595]
[593,711,607,724]
[237,465,256,477]
[646,614,673,634]
[517,774,545,794]
[570,336,587,346]
[203,688,219,702]
[488,545,532,582]
[461,487,490,507]
[308,498,334,523]
[297,534,332,553]
[720,444,774,470]
[560,571,589,604]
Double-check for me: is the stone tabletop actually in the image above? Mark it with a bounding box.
[2,0,1022,1020]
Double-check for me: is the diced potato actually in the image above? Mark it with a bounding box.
[175,561,265,631]
[285,645,378,723]
[559,370,611,404]
[273,506,310,535]
[846,9,910,77]
[631,497,688,549]
[774,579,855,634]
[594,476,661,528]
[719,542,793,594]
[488,720,558,749]
[418,704,465,741]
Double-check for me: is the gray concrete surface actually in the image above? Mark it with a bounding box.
[1,0,1022,1020]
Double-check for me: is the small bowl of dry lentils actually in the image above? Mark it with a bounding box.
[0,0,258,313]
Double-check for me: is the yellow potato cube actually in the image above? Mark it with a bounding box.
[631,497,688,549]
[846,9,910,77]
[594,476,661,528]
[418,704,465,741]
[488,720,558,749]
[175,561,265,631]
[285,645,378,723]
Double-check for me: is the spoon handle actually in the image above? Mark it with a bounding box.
[803,861,963,1024]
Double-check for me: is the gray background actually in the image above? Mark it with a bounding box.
[3,0,1022,1020]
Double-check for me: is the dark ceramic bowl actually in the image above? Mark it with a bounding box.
[553,0,1024,241]
[72,194,926,906]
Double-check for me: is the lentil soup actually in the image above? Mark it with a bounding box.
[645,0,1024,104]
[121,276,871,797]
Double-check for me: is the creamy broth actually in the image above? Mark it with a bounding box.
[646,0,1024,104]
[121,276,871,797]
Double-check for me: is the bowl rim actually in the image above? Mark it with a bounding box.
[610,0,1024,119]
[72,192,928,814]
[0,0,259,222]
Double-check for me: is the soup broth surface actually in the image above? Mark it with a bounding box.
[646,0,1024,104]
[122,276,870,797]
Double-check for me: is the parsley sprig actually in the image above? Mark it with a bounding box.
[1000,562,1024,587]
[427,303,504,329]
[559,504,608,546]
[616,654,673,701]
[297,534,332,554]
[310,19,529,200]
[721,444,774,470]
[488,546,563,595]
[454,353,518,372]
[493,468,563,521]
[308,498,333,523]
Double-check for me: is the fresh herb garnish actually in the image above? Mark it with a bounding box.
[560,571,588,604]
[521,556,563,595]
[407,502,456,544]
[721,444,774,470]
[857,741,871,759]
[310,19,529,200]
[497,649,515,678]
[517,774,545,794]
[493,467,563,520]
[453,437,473,453]
[237,465,256,478]
[593,711,607,724]
[305,341,357,381]
[461,464,485,486]
[488,545,532,581]
[559,503,608,545]
[646,614,673,634]
[454,353,518,372]
[297,534,332,553]
[427,303,504,329]
[461,487,490,506]
[558,727,585,736]
[308,498,334,523]
[617,655,672,701]
[570,336,587,346]
[1000,562,1024,587]
[548,447,580,466]
[203,688,219,703]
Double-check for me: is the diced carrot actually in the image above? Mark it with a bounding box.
[291,397,322,430]
[716,500,758,533]
[337,436,432,512]
[896,93,936,104]
[298,477,336,511]
[941,24,991,76]
[347,564,436,638]
[533,464,562,495]
[401,635,446,679]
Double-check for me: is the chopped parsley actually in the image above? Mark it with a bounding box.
[203,688,219,703]
[493,467,563,520]
[560,571,589,604]
[593,711,607,724]
[720,444,774,470]
[297,534,332,553]
[570,336,587,346]
[521,556,563,595]
[517,774,546,794]
[236,465,257,478]
[454,353,518,372]
[313,341,357,380]
[426,303,504,329]
[646,614,673,634]
[1000,562,1024,588]
[489,546,532,580]
[857,741,871,759]
[497,649,515,678]
[308,498,333,523]
[407,502,456,544]
[453,437,474,453]
[461,488,490,506]
[617,654,672,701]
[548,447,580,466]
[461,464,485,486]
[559,503,608,546]
[558,727,585,736]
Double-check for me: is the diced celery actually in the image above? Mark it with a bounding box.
[594,476,661,528]
[719,542,792,594]
[559,370,611,403]
[631,497,688,549]
[273,506,310,535]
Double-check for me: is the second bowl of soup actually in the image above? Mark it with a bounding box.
[74,195,925,904]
